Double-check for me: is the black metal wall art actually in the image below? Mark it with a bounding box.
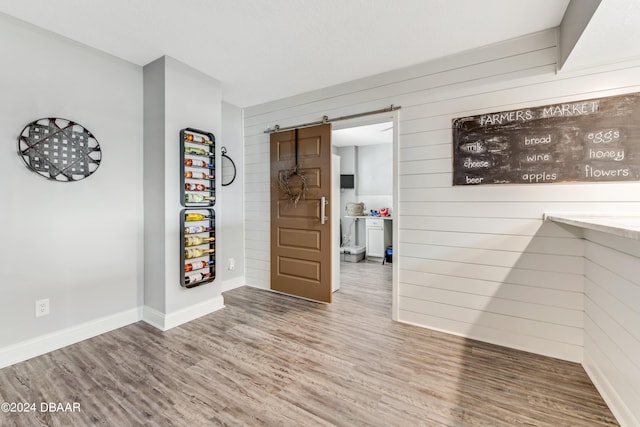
[18,118,102,182]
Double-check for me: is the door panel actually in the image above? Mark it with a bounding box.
[270,124,332,303]
[278,228,321,251]
[277,199,320,219]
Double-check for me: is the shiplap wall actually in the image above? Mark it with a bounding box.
[244,27,640,372]
[582,229,640,426]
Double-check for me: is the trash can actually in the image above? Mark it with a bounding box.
[384,246,392,264]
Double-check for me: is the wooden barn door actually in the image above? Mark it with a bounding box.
[270,124,332,303]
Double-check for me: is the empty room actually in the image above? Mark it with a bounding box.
[1,1,639,426]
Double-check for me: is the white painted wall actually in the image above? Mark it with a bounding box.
[337,146,358,246]
[356,144,393,244]
[357,144,392,200]
[164,56,223,315]
[143,56,225,328]
[337,144,393,246]
[220,102,245,290]
[0,14,142,364]
[582,229,640,427]
[243,29,640,425]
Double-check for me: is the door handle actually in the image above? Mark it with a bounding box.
[321,196,328,224]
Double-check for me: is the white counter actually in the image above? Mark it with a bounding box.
[543,213,640,240]
[544,212,640,425]
[345,216,393,220]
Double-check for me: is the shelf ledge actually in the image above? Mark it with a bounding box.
[345,216,393,220]
[543,213,640,240]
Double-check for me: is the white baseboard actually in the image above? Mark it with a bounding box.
[1,295,228,369]
[221,276,245,292]
[141,305,165,331]
[244,281,269,290]
[0,307,141,370]
[583,353,636,427]
[142,295,225,331]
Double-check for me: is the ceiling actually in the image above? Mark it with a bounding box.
[560,0,640,71]
[333,122,393,147]
[1,1,639,108]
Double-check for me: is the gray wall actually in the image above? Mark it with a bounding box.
[0,14,143,355]
[143,57,166,313]
[0,15,245,365]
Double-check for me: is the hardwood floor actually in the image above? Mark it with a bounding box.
[0,261,618,426]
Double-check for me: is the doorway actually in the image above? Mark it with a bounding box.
[331,115,398,319]
[268,111,399,319]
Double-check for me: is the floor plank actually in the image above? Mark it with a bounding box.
[0,260,618,426]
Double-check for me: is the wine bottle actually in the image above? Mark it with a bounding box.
[184,146,211,156]
[185,213,211,221]
[184,260,215,272]
[185,171,214,179]
[184,271,212,285]
[185,183,208,191]
[185,247,215,259]
[185,158,214,168]
[184,132,213,145]
[184,225,213,234]
[185,236,215,247]
[185,194,215,203]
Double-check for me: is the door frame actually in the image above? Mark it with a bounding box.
[331,110,400,321]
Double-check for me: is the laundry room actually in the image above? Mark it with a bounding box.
[332,122,393,264]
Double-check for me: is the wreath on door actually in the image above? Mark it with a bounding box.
[278,164,307,206]
[277,129,308,207]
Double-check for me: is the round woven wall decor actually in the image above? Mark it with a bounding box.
[18,117,102,182]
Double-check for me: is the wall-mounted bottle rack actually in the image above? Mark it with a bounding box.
[180,208,215,288]
[181,128,215,208]
[180,127,216,289]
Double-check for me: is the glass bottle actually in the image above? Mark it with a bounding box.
[185,171,214,179]
[185,194,215,203]
[185,213,210,221]
[184,146,210,156]
[185,247,215,259]
[184,132,213,145]
[185,158,214,168]
[184,260,215,272]
[184,225,213,234]
[185,236,215,247]
[184,271,212,285]
[185,183,208,191]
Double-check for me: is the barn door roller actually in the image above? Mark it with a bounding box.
[265,104,401,134]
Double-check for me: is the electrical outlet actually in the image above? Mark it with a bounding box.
[228,258,235,271]
[35,299,50,317]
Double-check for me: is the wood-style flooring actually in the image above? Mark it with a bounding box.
[0,261,618,426]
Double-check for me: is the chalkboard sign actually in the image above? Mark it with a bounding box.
[452,92,640,185]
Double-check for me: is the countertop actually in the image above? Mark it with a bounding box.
[544,213,640,240]
[345,216,393,220]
